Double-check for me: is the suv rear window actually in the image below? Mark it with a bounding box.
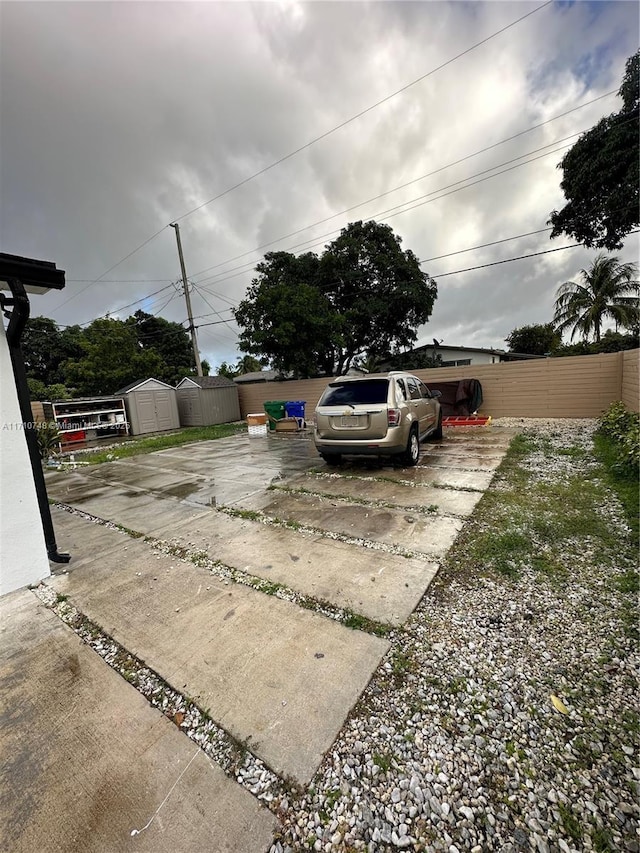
[319,379,389,406]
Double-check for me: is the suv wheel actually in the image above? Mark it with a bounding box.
[430,410,443,440]
[401,426,420,466]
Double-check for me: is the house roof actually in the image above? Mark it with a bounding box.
[177,375,236,389]
[412,343,543,360]
[233,370,280,384]
[114,378,175,394]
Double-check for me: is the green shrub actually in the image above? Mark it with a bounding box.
[35,421,61,460]
[597,402,639,476]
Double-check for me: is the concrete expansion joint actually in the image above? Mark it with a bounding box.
[49,500,396,638]
[53,500,141,538]
[216,504,436,561]
[269,484,445,515]
[32,583,290,805]
[143,532,395,639]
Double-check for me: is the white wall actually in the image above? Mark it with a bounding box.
[0,322,50,595]
[436,349,498,366]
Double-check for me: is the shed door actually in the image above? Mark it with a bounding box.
[154,390,175,431]
[185,388,202,425]
[136,391,158,434]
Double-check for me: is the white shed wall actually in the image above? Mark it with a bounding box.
[0,323,50,595]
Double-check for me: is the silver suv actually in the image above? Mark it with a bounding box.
[313,371,442,466]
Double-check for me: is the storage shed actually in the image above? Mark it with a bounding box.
[115,378,180,435]
[176,375,240,427]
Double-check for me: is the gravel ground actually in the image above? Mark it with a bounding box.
[38,418,638,852]
[268,418,639,853]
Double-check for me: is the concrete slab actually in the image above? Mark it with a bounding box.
[47,434,320,514]
[46,519,389,786]
[0,589,277,853]
[50,507,134,570]
[257,492,464,558]
[420,449,504,470]
[164,511,439,625]
[87,463,207,492]
[360,465,496,491]
[436,436,514,451]
[276,473,483,517]
[53,488,212,535]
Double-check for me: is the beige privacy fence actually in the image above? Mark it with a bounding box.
[237,350,639,420]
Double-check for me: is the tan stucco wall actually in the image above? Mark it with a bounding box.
[236,351,638,419]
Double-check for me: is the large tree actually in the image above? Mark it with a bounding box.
[548,51,639,250]
[553,254,639,343]
[505,323,561,355]
[62,318,164,396]
[127,310,198,385]
[21,317,62,386]
[234,221,437,377]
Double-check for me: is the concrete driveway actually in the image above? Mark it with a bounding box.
[2,426,513,852]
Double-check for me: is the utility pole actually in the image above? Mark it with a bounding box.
[170,222,203,377]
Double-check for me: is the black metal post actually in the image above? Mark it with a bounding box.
[1,278,70,563]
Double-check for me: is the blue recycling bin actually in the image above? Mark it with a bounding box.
[285,401,306,423]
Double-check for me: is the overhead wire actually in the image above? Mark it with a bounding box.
[191,284,239,339]
[429,229,640,278]
[51,225,170,312]
[73,283,178,327]
[195,108,637,295]
[172,1,552,225]
[190,89,617,281]
[50,0,552,305]
[194,137,577,291]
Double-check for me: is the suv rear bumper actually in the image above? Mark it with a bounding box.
[313,433,406,456]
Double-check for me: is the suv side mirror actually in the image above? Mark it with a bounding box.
[430,390,442,399]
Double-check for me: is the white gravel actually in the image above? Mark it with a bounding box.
[268,418,639,853]
[38,418,639,852]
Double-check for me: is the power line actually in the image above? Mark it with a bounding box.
[189,308,235,322]
[41,2,554,308]
[191,284,239,337]
[196,106,637,295]
[194,138,576,290]
[419,228,551,264]
[429,231,640,278]
[194,319,237,329]
[51,226,170,312]
[190,89,616,281]
[173,1,551,226]
[74,283,178,327]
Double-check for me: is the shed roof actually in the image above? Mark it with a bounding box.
[114,378,175,395]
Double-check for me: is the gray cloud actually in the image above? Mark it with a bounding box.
[1,1,637,367]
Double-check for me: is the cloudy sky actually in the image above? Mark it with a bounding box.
[1,0,638,371]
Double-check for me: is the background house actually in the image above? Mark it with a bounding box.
[404,343,543,367]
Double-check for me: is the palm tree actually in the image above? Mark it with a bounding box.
[235,354,265,375]
[553,254,639,342]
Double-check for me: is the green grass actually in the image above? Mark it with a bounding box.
[593,433,639,546]
[78,422,246,465]
[558,802,583,845]
[372,752,392,772]
[444,427,637,584]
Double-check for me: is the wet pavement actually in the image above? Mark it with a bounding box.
[2,426,514,851]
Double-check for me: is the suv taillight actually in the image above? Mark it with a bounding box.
[387,408,401,427]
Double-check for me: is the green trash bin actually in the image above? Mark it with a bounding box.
[264,400,286,430]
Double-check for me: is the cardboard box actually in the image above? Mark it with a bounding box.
[275,418,299,432]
